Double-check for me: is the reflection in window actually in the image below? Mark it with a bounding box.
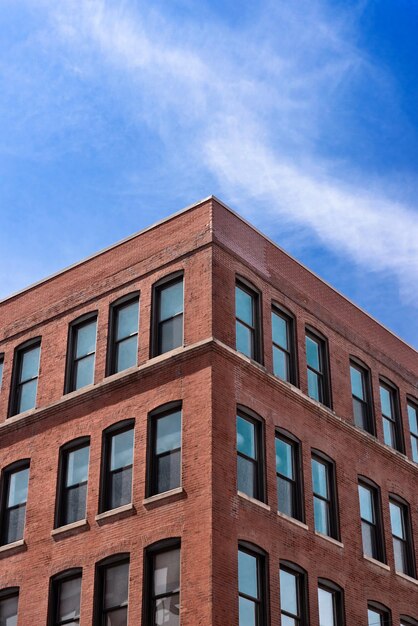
[149,407,182,496]
[276,434,302,521]
[379,383,402,451]
[350,362,373,433]
[11,341,41,415]
[312,455,338,539]
[57,442,90,527]
[358,482,384,562]
[272,309,294,383]
[238,546,264,626]
[1,464,29,545]
[109,297,139,374]
[101,425,134,512]
[154,277,183,356]
[236,282,260,362]
[237,414,263,501]
[306,333,329,406]
[389,499,415,577]
[407,402,418,463]
[67,317,97,392]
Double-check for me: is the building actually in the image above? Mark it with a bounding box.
[0,196,417,626]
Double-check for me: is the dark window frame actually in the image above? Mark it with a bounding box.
[279,561,308,626]
[151,271,184,358]
[0,458,30,546]
[400,616,418,626]
[271,303,298,385]
[146,401,182,498]
[349,357,375,434]
[99,420,134,514]
[64,312,98,394]
[0,352,4,391]
[55,437,90,529]
[0,586,19,625]
[388,494,416,578]
[311,450,340,540]
[48,568,82,626]
[142,537,181,626]
[235,277,263,364]
[237,407,266,503]
[318,579,345,626]
[367,601,392,626]
[238,541,268,626]
[8,337,41,417]
[94,553,130,626]
[106,292,140,376]
[406,397,418,464]
[358,476,386,563]
[305,327,331,408]
[379,379,404,452]
[275,429,304,522]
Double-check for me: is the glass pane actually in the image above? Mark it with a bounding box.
[383,418,394,447]
[314,497,329,535]
[238,550,258,598]
[390,502,404,539]
[67,446,89,487]
[0,359,3,390]
[239,596,256,626]
[272,312,288,349]
[307,369,320,401]
[160,281,183,322]
[380,386,392,418]
[411,436,418,463]
[407,404,418,435]
[5,506,26,543]
[278,477,293,517]
[273,346,289,381]
[393,538,407,573]
[0,595,18,626]
[237,456,255,498]
[156,411,182,454]
[110,467,132,509]
[58,577,81,621]
[65,483,87,524]
[74,354,95,390]
[106,607,127,626]
[276,438,293,478]
[104,562,129,609]
[116,300,138,341]
[306,336,320,370]
[160,315,183,353]
[18,379,37,412]
[20,345,40,381]
[368,609,382,626]
[350,365,364,400]
[8,469,29,507]
[361,522,375,558]
[237,417,255,459]
[312,459,328,498]
[282,616,297,626]
[353,398,367,430]
[358,485,374,523]
[236,321,253,358]
[115,336,137,372]
[75,320,96,359]
[111,430,134,471]
[155,595,180,626]
[154,548,180,596]
[280,569,298,616]
[318,588,335,626]
[236,287,253,326]
[157,450,181,493]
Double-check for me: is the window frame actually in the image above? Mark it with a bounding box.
[55,437,90,529]
[406,398,418,464]
[235,277,263,364]
[106,293,140,376]
[388,494,416,578]
[64,312,98,394]
[94,553,130,626]
[349,358,375,434]
[367,601,392,626]
[275,429,304,522]
[0,587,19,625]
[0,352,4,392]
[357,477,386,563]
[400,616,418,626]
[99,420,135,514]
[151,271,184,358]
[279,561,308,626]
[142,537,181,626]
[0,459,30,546]
[318,579,345,626]
[48,568,82,626]
[305,328,331,408]
[238,541,268,626]
[8,337,41,417]
[146,401,182,498]
[271,304,297,385]
[311,451,339,540]
[236,407,266,503]
[379,379,404,452]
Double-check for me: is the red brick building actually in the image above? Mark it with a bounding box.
[0,196,417,626]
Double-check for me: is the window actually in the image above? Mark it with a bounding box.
[235,280,261,362]
[350,361,374,433]
[95,556,129,626]
[148,404,181,497]
[49,570,82,626]
[389,497,415,577]
[0,588,19,626]
[272,307,296,383]
[0,354,4,391]
[56,439,90,528]
[400,617,418,626]
[318,581,344,626]
[9,339,41,416]
[144,540,181,626]
[108,295,139,375]
[311,454,339,539]
[379,382,403,452]
[100,422,134,512]
[275,431,303,521]
[305,331,330,406]
[153,274,184,356]
[367,603,391,626]
[280,563,307,626]
[238,545,266,626]
[237,411,264,502]
[65,315,97,393]
[407,401,418,463]
[0,461,30,545]
[358,480,385,562]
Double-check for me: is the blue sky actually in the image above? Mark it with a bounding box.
[1,0,418,348]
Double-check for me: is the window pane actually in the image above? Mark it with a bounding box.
[350,366,364,400]
[307,369,320,401]
[18,379,37,412]
[318,588,335,626]
[8,469,29,507]
[236,287,253,326]
[156,411,182,454]
[66,446,89,487]
[272,312,288,349]
[361,522,375,558]
[389,502,404,539]
[312,460,327,498]
[111,430,134,471]
[20,346,40,381]
[115,336,137,372]
[278,477,293,517]
[276,438,293,478]
[393,537,407,573]
[160,281,183,322]
[110,467,132,508]
[239,596,256,626]
[74,354,95,390]
[238,550,258,598]
[5,506,26,543]
[408,404,418,435]
[380,386,392,418]
[0,595,18,626]
[358,485,374,523]
[280,569,298,615]
[155,595,180,626]
[273,346,289,381]
[353,398,367,429]
[368,609,382,626]
[237,417,255,458]
[236,321,252,358]
[116,301,138,341]
[65,484,87,524]
[157,450,181,493]
[383,418,395,447]
[282,616,297,626]
[160,315,183,353]
[314,497,329,535]
[0,359,3,390]
[104,562,129,609]
[237,456,255,498]
[411,436,418,463]
[306,336,320,370]
[58,577,81,621]
[75,321,96,359]
[154,549,180,596]
[106,607,127,626]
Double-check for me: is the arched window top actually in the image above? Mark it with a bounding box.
[318,578,343,592]
[68,310,98,327]
[276,427,301,445]
[110,291,140,308]
[145,537,181,554]
[51,567,82,582]
[237,405,265,424]
[272,301,295,319]
[400,616,418,626]
[14,336,41,352]
[238,539,267,557]
[388,492,410,508]
[2,458,30,474]
[280,560,307,576]
[59,436,90,453]
[349,355,371,372]
[305,324,328,342]
[103,418,135,436]
[358,475,380,491]
[96,552,130,568]
[149,401,182,418]
[311,448,335,465]
[0,587,19,599]
[152,270,184,290]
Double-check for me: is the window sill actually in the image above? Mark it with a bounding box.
[143,487,185,508]
[395,571,418,586]
[238,491,270,511]
[314,531,344,548]
[51,519,89,540]
[0,539,26,558]
[363,555,390,571]
[95,503,136,526]
[277,511,308,530]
